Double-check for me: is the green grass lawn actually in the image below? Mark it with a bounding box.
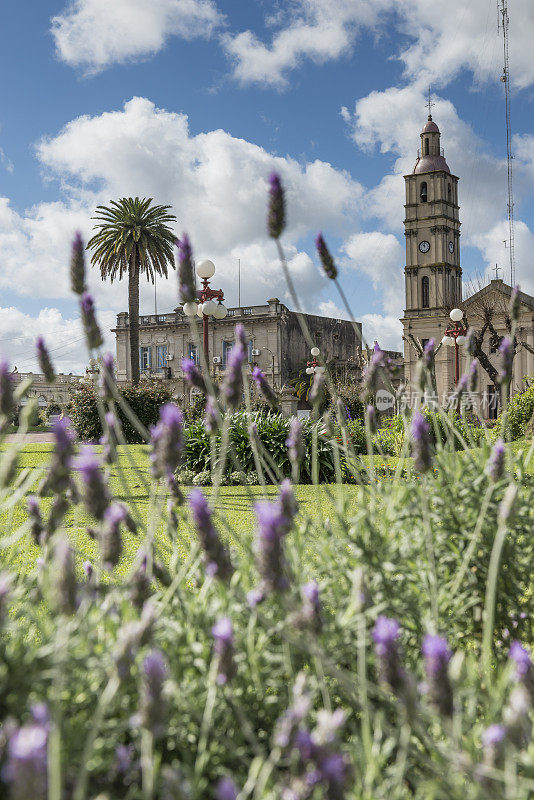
[0,443,364,581]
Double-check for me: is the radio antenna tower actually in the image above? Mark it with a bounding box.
[498,0,515,286]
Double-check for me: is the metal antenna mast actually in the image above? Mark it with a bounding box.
[498,0,515,286]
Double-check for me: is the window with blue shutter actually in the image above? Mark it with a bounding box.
[139,346,151,370]
[188,344,199,365]
[156,345,168,370]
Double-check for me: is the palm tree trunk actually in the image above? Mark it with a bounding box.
[129,249,140,385]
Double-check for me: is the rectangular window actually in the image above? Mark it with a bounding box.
[247,340,254,363]
[227,309,236,317]
[242,308,252,316]
[139,346,151,371]
[156,345,168,370]
[222,340,233,367]
[188,343,199,365]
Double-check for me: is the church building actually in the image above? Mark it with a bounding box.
[401,114,534,418]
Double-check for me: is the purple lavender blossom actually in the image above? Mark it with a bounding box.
[100,503,126,569]
[6,717,49,800]
[422,337,435,367]
[80,292,103,350]
[309,372,325,406]
[39,417,77,502]
[362,344,387,395]
[204,396,220,435]
[465,327,477,356]
[510,285,521,322]
[482,723,506,755]
[267,171,285,239]
[35,337,55,384]
[468,358,479,392]
[216,777,239,800]
[366,404,377,433]
[497,336,513,386]
[100,412,119,464]
[221,328,246,408]
[181,357,208,394]
[52,537,77,615]
[150,403,184,482]
[0,361,15,419]
[83,560,93,580]
[139,650,168,736]
[411,412,433,472]
[70,231,86,295]
[422,634,453,716]
[129,550,151,609]
[486,439,505,482]
[253,482,297,595]
[189,489,233,580]
[293,580,322,630]
[315,233,338,280]
[177,234,196,304]
[509,641,534,702]
[286,416,304,467]
[252,366,278,408]
[372,617,409,698]
[212,617,236,685]
[99,352,115,400]
[27,496,45,545]
[77,449,111,520]
[114,743,134,776]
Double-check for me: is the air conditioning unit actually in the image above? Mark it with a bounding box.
[251,349,260,356]
[213,356,222,364]
[166,354,174,361]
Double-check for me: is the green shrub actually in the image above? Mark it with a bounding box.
[495,384,534,440]
[69,381,173,443]
[192,470,211,486]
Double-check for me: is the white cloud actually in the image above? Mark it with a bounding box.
[361,313,403,352]
[0,306,112,375]
[471,220,534,296]
[222,0,534,91]
[52,0,223,73]
[341,231,404,315]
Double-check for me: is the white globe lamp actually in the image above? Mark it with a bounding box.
[183,301,198,317]
[441,335,455,347]
[456,335,467,346]
[315,365,326,375]
[196,259,216,279]
[213,302,227,320]
[201,299,217,316]
[450,308,464,322]
[310,346,320,357]
[305,367,314,375]
[196,304,204,318]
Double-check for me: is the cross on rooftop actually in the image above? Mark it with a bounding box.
[426,87,435,118]
[493,264,502,280]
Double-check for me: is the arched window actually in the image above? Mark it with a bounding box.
[424,138,429,155]
[447,183,451,202]
[420,182,427,203]
[421,276,430,308]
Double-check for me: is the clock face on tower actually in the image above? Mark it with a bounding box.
[419,240,430,254]
[448,241,454,254]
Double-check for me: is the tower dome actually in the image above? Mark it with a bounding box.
[414,115,450,173]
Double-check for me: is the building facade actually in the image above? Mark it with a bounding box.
[401,115,534,416]
[11,372,83,408]
[113,298,362,405]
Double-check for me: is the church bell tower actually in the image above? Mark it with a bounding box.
[403,115,461,316]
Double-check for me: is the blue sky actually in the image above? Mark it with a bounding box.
[1,0,533,373]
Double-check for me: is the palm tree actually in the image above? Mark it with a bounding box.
[87,197,177,385]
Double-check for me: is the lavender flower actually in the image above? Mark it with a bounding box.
[27,496,45,545]
[293,581,322,630]
[252,367,278,408]
[509,641,534,702]
[100,411,119,464]
[150,403,184,482]
[221,328,246,408]
[253,481,297,595]
[362,344,388,395]
[83,560,93,580]
[315,233,338,280]
[503,685,532,747]
[204,396,220,434]
[411,412,433,473]
[286,417,304,467]
[129,550,151,609]
[77,449,111,520]
[40,416,76,497]
[80,292,103,350]
[465,327,477,356]
[486,439,505,482]
[309,372,325,407]
[372,616,409,697]
[181,357,207,395]
[70,231,86,295]
[139,650,167,736]
[481,723,506,765]
[267,171,285,239]
[52,537,77,615]
[0,360,15,419]
[46,496,70,537]
[188,489,233,580]
[510,284,521,322]
[366,404,377,433]
[114,743,134,778]
[416,338,435,392]
[6,717,48,800]
[216,777,239,800]
[497,336,513,386]
[422,337,435,367]
[422,634,453,716]
[212,617,236,685]
[468,358,478,392]
[114,603,155,680]
[177,234,196,304]
[100,503,126,569]
[35,337,55,384]
[99,352,115,400]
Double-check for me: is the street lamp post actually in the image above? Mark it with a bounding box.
[182,259,227,366]
[442,308,468,410]
[305,347,326,377]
